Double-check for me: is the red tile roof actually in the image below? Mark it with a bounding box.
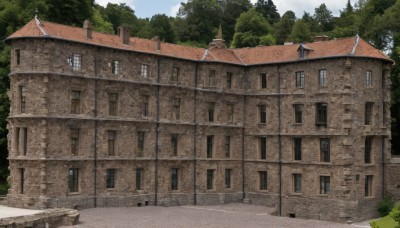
[6,18,393,65]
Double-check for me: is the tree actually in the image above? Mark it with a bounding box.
[221,0,252,44]
[91,5,113,34]
[103,3,138,34]
[45,0,93,26]
[255,0,280,25]
[313,3,334,32]
[289,19,313,43]
[231,8,273,47]
[147,14,175,43]
[274,10,296,44]
[178,0,222,45]
[330,0,360,38]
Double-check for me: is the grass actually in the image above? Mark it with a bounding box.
[372,202,400,228]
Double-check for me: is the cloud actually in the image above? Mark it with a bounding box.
[169,0,187,17]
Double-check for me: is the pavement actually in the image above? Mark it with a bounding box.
[0,205,43,219]
[59,204,372,228]
[0,203,374,227]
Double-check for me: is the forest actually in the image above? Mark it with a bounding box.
[0,0,399,194]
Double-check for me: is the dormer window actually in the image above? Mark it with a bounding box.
[297,44,312,59]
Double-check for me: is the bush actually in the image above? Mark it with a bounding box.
[0,183,8,195]
[390,207,400,228]
[370,221,380,228]
[378,196,395,217]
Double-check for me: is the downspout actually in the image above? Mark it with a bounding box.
[193,63,199,205]
[382,136,385,199]
[277,65,282,216]
[93,48,99,207]
[155,57,161,205]
[242,68,247,200]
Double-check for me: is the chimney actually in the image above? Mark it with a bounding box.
[152,36,161,51]
[83,19,92,39]
[117,26,130,45]
[314,35,329,42]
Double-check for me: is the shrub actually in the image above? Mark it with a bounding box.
[370,221,380,228]
[0,183,8,195]
[378,196,395,217]
[390,207,400,228]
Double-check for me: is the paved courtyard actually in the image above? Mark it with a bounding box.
[61,204,370,228]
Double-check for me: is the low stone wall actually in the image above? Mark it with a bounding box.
[0,208,79,228]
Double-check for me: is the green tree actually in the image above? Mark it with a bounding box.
[274,10,296,44]
[289,19,313,43]
[45,0,93,26]
[313,3,334,32]
[91,5,113,34]
[178,0,222,45]
[143,14,175,42]
[221,0,252,45]
[330,0,360,38]
[103,3,138,34]
[255,0,280,25]
[231,8,273,47]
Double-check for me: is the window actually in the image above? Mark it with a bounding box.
[259,171,268,190]
[296,71,304,88]
[260,137,267,160]
[20,168,24,194]
[71,90,81,114]
[68,53,81,71]
[293,174,302,193]
[226,72,233,89]
[71,128,79,156]
[316,103,327,126]
[141,95,149,117]
[208,102,215,122]
[208,70,216,87]
[136,168,143,190]
[106,169,116,189]
[22,127,27,155]
[225,169,231,188]
[171,168,179,190]
[293,104,303,124]
[320,138,330,162]
[365,175,373,197]
[19,86,26,113]
[141,64,149,78]
[207,135,213,158]
[365,70,372,87]
[171,67,179,82]
[108,130,116,156]
[225,136,231,158]
[15,128,20,155]
[68,168,79,193]
[207,169,214,190]
[112,60,120,75]
[365,136,372,164]
[171,134,178,156]
[137,131,145,156]
[226,104,234,123]
[320,176,330,194]
[365,102,373,125]
[259,105,266,124]
[172,98,181,120]
[294,138,302,161]
[260,73,267,89]
[15,49,21,65]
[319,69,327,87]
[108,93,118,116]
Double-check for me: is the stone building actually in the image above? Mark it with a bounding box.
[4,17,398,223]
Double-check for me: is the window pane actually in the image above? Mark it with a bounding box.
[207,136,213,158]
[260,137,267,160]
[259,171,267,190]
[68,168,79,192]
[320,138,330,162]
[294,138,302,160]
[207,169,214,190]
[136,168,143,190]
[225,169,231,188]
[293,174,301,193]
[71,128,79,155]
[171,168,178,190]
[106,169,115,188]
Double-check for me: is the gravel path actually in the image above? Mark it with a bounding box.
[62,203,362,228]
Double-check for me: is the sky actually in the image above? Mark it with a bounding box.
[95,0,355,19]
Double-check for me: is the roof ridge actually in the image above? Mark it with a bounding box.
[35,17,48,36]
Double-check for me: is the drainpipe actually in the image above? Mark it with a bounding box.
[194,63,199,205]
[382,136,385,199]
[93,48,99,207]
[242,68,247,200]
[155,57,161,205]
[277,65,282,216]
